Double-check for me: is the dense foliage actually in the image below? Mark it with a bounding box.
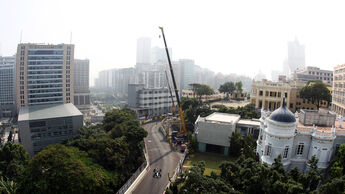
[189,83,214,101]
[213,103,260,119]
[299,81,331,109]
[219,81,243,99]
[0,108,147,194]
[168,152,326,193]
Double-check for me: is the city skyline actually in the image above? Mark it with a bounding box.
[1,0,344,85]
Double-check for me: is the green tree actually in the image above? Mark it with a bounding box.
[299,81,331,109]
[0,142,29,181]
[235,81,243,93]
[330,144,345,179]
[176,161,233,194]
[219,82,236,99]
[242,134,255,159]
[187,132,198,154]
[319,175,345,194]
[304,155,322,191]
[189,83,214,101]
[19,145,112,194]
[229,130,242,157]
[0,176,18,194]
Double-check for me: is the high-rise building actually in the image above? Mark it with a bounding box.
[0,56,16,118]
[180,59,195,90]
[111,67,136,97]
[16,44,74,109]
[73,59,90,113]
[136,37,152,72]
[287,38,305,74]
[96,69,112,89]
[332,64,345,115]
[151,46,172,64]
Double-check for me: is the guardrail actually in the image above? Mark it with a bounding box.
[117,135,149,194]
[166,148,188,192]
[116,160,147,194]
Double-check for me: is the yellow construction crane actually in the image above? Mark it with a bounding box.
[159,26,187,136]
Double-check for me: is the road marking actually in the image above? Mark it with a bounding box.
[148,140,152,143]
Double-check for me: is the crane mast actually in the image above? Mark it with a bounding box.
[165,70,175,114]
[159,26,187,136]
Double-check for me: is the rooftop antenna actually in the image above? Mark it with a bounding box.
[20,30,23,43]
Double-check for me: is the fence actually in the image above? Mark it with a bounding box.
[116,160,147,194]
[166,148,188,193]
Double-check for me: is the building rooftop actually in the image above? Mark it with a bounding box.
[204,112,240,124]
[18,103,82,121]
[238,119,260,126]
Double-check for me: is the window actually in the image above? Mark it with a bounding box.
[259,91,263,96]
[283,146,289,158]
[266,144,272,156]
[297,143,304,155]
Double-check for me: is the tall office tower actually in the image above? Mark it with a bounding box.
[151,46,172,64]
[179,59,195,90]
[16,43,74,109]
[73,59,90,113]
[111,67,135,97]
[0,56,16,118]
[136,37,152,72]
[97,69,112,89]
[287,38,305,74]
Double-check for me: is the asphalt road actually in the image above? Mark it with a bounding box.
[132,122,183,194]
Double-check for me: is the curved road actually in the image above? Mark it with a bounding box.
[132,122,183,194]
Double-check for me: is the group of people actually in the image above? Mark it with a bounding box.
[153,168,162,178]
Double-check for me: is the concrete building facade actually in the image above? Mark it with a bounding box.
[73,59,90,113]
[332,64,345,116]
[16,43,74,109]
[293,66,333,85]
[194,112,260,155]
[0,56,16,118]
[18,103,83,157]
[128,84,176,118]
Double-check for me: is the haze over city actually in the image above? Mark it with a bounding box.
[1,0,345,84]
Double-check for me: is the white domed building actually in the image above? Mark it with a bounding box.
[257,99,345,172]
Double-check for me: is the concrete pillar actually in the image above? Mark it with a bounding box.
[199,143,206,152]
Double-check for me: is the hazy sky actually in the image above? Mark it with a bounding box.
[1,0,345,85]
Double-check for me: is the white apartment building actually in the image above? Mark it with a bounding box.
[128,84,176,118]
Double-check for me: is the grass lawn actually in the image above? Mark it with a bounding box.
[184,152,235,175]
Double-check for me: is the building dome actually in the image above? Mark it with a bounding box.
[269,99,296,123]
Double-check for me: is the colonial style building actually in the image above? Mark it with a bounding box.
[256,101,345,172]
[251,80,329,112]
